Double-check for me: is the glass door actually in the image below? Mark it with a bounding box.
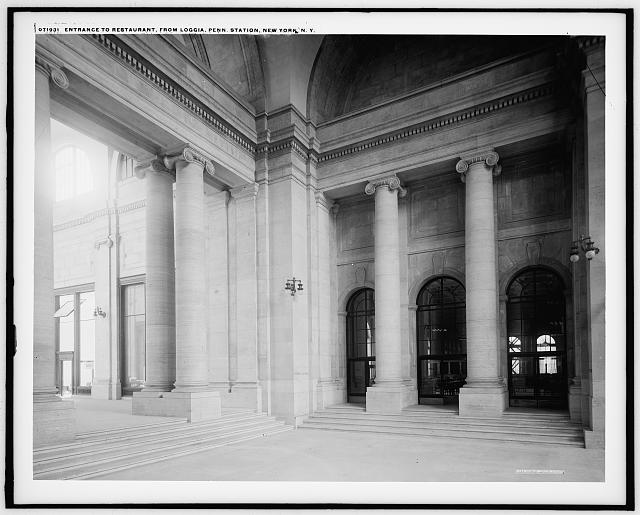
[507,268,567,409]
[346,288,375,403]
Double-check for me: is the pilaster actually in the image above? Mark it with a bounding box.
[33,55,75,447]
[91,235,121,399]
[267,154,310,425]
[225,183,262,411]
[581,39,605,448]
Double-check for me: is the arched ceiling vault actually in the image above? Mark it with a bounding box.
[171,34,267,112]
[307,35,570,125]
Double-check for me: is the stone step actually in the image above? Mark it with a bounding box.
[299,421,583,447]
[323,407,573,423]
[303,415,582,438]
[310,411,578,430]
[34,420,291,480]
[75,411,258,441]
[36,412,262,457]
[34,417,284,468]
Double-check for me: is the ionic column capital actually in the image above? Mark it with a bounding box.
[456,150,501,182]
[135,158,175,180]
[35,54,69,90]
[163,146,215,178]
[230,182,259,201]
[364,174,407,197]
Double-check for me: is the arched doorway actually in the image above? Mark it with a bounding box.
[346,288,375,403]
[416,277,466,404]
[507,267,567,408]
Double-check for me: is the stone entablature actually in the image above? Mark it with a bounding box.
[91,34,257,155]
[318,84,553,166]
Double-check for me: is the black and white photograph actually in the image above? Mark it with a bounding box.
[8,7,631,509]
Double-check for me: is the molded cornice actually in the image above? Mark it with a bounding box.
[317,83,554,165]
[53,199,146,231]
[90,34,256,155]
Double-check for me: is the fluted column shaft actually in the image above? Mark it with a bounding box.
[366,176,405,384]
[457,151,502,386]
[138,162,176,391]
[173,156,208,390]
[33,61,57,397]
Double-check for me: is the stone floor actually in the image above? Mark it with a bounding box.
[73,396,604,483]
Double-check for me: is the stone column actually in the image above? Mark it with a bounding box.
[133,160,176,396]
[33,56,74,446]
[166,147,221,421]
[364,175,411,413]
[456,150,507,417]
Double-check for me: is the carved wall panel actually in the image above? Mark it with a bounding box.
[497,147,570,229]
[409,180,464,240]
[338,201,374,252]
[407,247,465,300]
[498,230,572,283]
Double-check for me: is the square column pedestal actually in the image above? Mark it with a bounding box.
[365,383,417,414]
[133,390,221,422]
[458,384,508,418]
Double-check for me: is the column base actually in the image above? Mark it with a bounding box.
[458,382,507,418]
[315,379,346,410]
[33,395,75,448]
[365,383,416,414]
[208,382,263,412]
[132,390,221,422]
[91,381,122,400]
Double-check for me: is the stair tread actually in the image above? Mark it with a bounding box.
[35,419,286,464]
[299,424,583,446]
[303,420,581,438]
[307,416,582,432]
[35,422,288,474]
[35,425,293,480]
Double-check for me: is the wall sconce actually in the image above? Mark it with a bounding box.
[93,306,107,318]
[570,235,600,262]
[284,277,304,296]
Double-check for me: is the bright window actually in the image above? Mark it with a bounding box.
[55,146,93,201]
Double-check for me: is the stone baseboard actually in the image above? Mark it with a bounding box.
[132,390,221,422]
[458,384,507,418]
[33,397,75,448]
